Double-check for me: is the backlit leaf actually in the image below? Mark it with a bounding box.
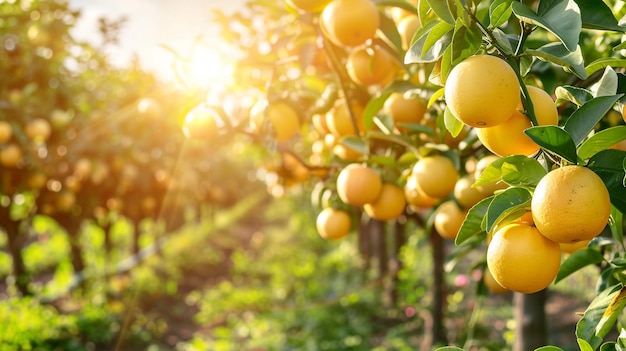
[512,0,581,52]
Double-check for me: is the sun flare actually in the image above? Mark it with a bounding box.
[177,46,233,91]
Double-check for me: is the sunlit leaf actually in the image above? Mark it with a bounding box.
[491,28,514,56]
[339,136,369,155]
[363,90,393,131]
[524,126,578,164]
[425,0,456,24]
[563,94,624,146]
[422,21,455,59]
[586,58,626,77]
[578,126,626,160]
[587,149,626,214]
[485,187,532,234]
[526,43,587,80]
[534,347,565,351]
[405,20,453,63]
[428,87,445,108]
[444,106,464,138]
[450,18,482,66]
[595,66,619,97]
[489,0,513,28]
[377,11,404,54]
[555,248,604,284]
[576,284,626,350]
[512,0,581,52]
[555,85,593,106]
[609,206,625,252]
[455,196,492,245]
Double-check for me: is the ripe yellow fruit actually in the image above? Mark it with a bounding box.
[560,240,590,254]
[285,0,331,12]
[404,173,438,209]
[473,155,509,196]
[24,118,51,143]
[0,143,23,167]
[483,267,509,294]
[444,55,520,128]
[411,155,458,199]
[267,101,301,141]
[316,207,352,240]
[321,0,380,47]
[0,121,12,143]
[477,85,559,157]
[336,163,382,206]
[364,183,406,220]
[326,100,365,137]
[346,46,396,86]
[487,222,561,294]
[398,15,420,51]
[531,165,611,243]
[433,200,467,240]
[622,104,626,123]
[454,175,486,210]
[383,92,427,129]
[183,106,219,140]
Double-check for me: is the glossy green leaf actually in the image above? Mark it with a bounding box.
[425,0,456,24]
[526,43,587,79]
[524,126,578,164]
[586,58,626,77]
[578,338,595,351]
[609,206,625,252]
[491,27,514,55]
[405,20,453,63]
[555,248,604,284]
[455,196,492,245]
[489,0,513,28]
[563,94,624,146]
[599,342,617,351]
[444,106,464,138]
[587,149,626,215]
[363,90,393,131]
[572,0,626,32]
[427,87,445,108]
[576,284,626,350]
[595,66,619,97]
[555,85,593,106]
[450,18,482,66]
[473,155,546,187]
[578,126,626,160]
[485,187,532,234]
[511,0,581,52]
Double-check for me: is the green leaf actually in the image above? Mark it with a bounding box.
[595,67,619,97]
[373,114,395,134]
[555,248,604,284]
[422,21,455,59]
[524,126,578,164]
[363,90,393,131]
[579,126,626,160]
[511,0,581,52]
[572,0,626,32]
[576,284,626,350]
[586,58,626,77]
[600,342,617,351]
[434,347,465,351]
[455,196,492,245]
[339,136,369,155]
[372,0,417,14]
[534,347,565,351]
[578,338,596,351]
[428,87,445,108]
[489,0,513,28]
[377,11,404,54]
[444,106,464,138]
[555,85,593,106]
[405,20,454,63]
[425,0,456,24]
[473,155,546,187]
[526,43,587,80]
[563,94,624,146]
[485,187,532,234]
[587,149,626,215]
[450,18,482,66]
[609,206,624,252]
[491,28,514,55]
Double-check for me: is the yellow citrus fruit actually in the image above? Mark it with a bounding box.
[326,100,365,137]
[316,207,352,240]
[267,101,301,141]
[453,175,486,210]
[411,155,458,199]
[622,104,626,123]
[389,0,419,23]
[514,211,534,225]
[24,118,51,143]
[0,121,13,143]
[483,267,510,294]
[433,200,467,240]
[183,106,219,140]
[398,15,420,51]
[346,46,396,86]
[285,0,331,12]
[477,85,558,157]
[473,155,509,196]
[404,173,438,209]
[363,183,406,220]
[321,0,380,47]
[487,222,561,294]
[383,92,427,129]
[0,143,23,167]
[560,240,590,254]
[444,55,520,128]
[336,163,382,206]
[531,165,611,243]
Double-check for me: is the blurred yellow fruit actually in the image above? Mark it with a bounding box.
[364,183,406,220]
[411,155,458,199]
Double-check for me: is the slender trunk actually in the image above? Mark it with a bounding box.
[359,213,371,275]
[429,227,447,347]
[132,220,141,255]
[514,290,548,351]
[389,220,405,306]
[57,213,85,274]
[3,217,30,296]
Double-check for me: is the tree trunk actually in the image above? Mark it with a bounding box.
[389,220,405,306]
[56,213,85,275]
[428,227,447,347]
[514,290,548,351]
[3,218,30,296]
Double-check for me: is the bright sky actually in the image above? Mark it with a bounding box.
[67,0,248,81]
